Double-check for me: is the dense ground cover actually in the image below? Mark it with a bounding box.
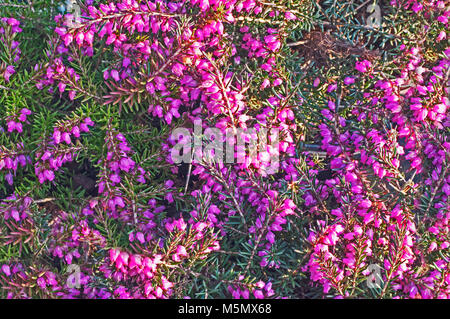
[0,0,449,298]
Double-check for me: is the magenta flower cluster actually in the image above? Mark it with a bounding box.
[0,17,21,82]
[35,117,94,183]
[0,0,449,300]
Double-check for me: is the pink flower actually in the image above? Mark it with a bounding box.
[344,76,355,85]
[43,169,55,181]
[272,78,283,86]
[72,126,80,138]
[119,252,129,266]
[4,65,15,82]
[253,290,264,299]
[110,174,121,183]
[285,11,297,20]
[313,77,320,87]
[53,130,61,144]
[123,57,131,68]
[437,15,448,24]
[7,121,17,132]
[171,63,184,77]
[75,32,84,45]
[411,3,423,13]
[5,173,13,186]
[359,199,372,209]
[327,83,337,93]
[260,78,270,90]
[84,117,94,127]
[176,245,188,258]
[110,69,120,82]
[417,108,428,121]
[355,60,372,73]
[266,231,275,244]
[11,208,20,221]
[136,232,145,244]
[7,18,20,26]
[68,91,76,100]
[62,132,71,144]
[57,82,66,93]
[129,254,142,269]
[1,265,11,276]
[437,31,447,42]
[64,34,73,46]
[37,277,47,289]
[109,249,120,263]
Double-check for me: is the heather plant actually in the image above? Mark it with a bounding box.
[0,0,448,299]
